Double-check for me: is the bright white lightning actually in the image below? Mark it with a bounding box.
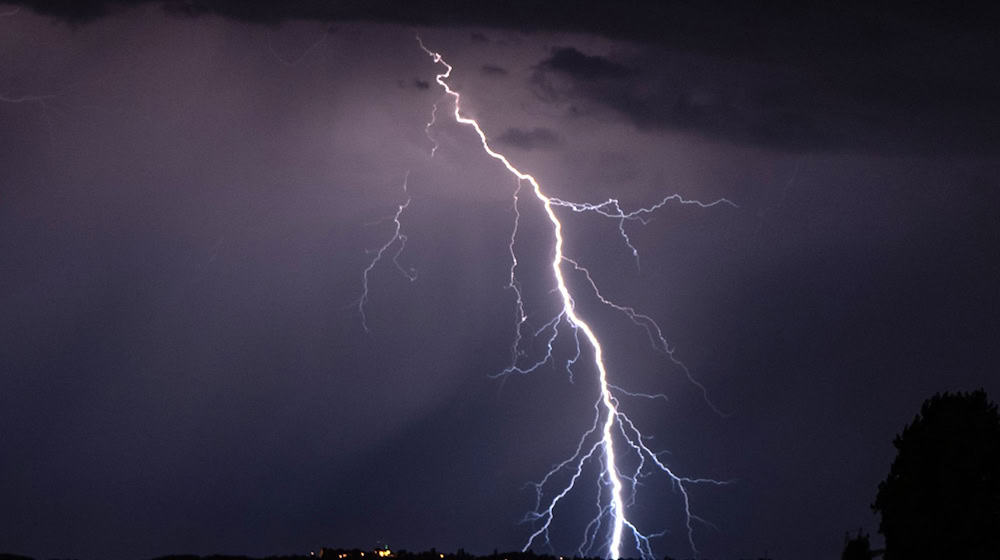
[550,195,735,271]
[415,39,733,559]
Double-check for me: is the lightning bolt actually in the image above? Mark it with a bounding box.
[359,38,737,559]
[356,171,417,333]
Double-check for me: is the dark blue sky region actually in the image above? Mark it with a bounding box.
[1,3,998,560]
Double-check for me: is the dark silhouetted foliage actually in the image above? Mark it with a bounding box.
[873,389,1000,560]
[0,554,36,560]
[841,529,872,560]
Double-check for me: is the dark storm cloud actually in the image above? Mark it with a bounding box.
[480,64,508,77]
[495,127,561,150]
[414,78,430,89]
[18,2,997,60]
[470,31,488,43]
[537,47,632,81]
[532,44,1000,155]
[17,1,995,155]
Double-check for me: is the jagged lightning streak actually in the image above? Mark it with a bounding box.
[415,39,628,555]
[356,172,417,332]
[550,194,735,270]
[416,39,734,559]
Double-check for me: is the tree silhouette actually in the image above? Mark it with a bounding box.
[841,529,873,560]
[872,389,1000,559]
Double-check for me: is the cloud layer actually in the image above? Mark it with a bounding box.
[495,127,561,150]
[531,44,999,154]
[16,1,997,154]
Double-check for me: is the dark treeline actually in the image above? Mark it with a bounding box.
[843,389,1000,560]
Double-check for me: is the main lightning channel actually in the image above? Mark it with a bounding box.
[415,38,731,559]
[416,38,632,557]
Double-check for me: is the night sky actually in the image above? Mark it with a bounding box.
[2,3,998,560]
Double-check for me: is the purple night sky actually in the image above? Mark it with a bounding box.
[1,3,998,560]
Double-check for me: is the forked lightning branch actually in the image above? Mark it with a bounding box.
[357,38,735,560]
